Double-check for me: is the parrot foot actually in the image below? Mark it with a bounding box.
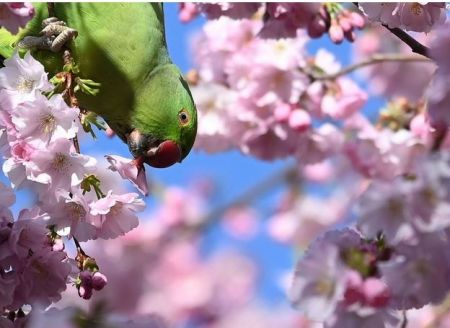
[18,17,78,53]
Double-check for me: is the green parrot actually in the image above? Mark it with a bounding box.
[0,3,197,168]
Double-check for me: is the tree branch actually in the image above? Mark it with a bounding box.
[382,24,430,58]
[352,2,430,58]
[314,53,433,81]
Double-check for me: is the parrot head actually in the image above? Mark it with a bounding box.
[125,65,197,169]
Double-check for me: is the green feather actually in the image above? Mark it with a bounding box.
[0,3,197,164]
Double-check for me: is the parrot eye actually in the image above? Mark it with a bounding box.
[178,109,190,126]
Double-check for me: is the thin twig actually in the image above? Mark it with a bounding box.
[73,237,86,256]
[352,2,430,58]
[314,53,433,81]
[382,24,430,58]
[400,310,407,328]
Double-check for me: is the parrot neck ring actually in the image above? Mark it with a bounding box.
[126,130,182,169]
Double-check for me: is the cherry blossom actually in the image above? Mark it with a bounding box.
[0,3,34,34]
[11,93,79,145]
[359,3,446,32]
[290,237,348,321]
[105,154,149,196]
[0,52,53,105]
[26,138,96,197]
[89,191,145,239]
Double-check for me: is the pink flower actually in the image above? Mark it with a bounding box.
[92,271,108,290]
[290,240,347,321]
[196,3,260,20]
[427,23,450,128]
[151,186,206,228]
[259,3,321,38]
[0,269,16,313]
[191,17,261,83]
[356,180,415,243]
[344,128,426,181]
[43,190,97,242]
[221,206,259,239]
[362,278,390,308]
[353,26,435,102]
[105,154,149,196]
[430,22,450,75]
[0,3,34,34]
[0,52,52,104]
[397,3,446,32]
[2,139,38,189]
[325,306,400,328]
[0,181,15,208]
[267,194,345,246]
[359,3,446,32]
[359,3,405,29]
[303,161,336,183]
[27,138,96,195]
[190,83,237,153]
[8,218,49,258]
[380,234,450,309]
[226,49,308,107]
[11,93,79,145]
[329,22,344,44]
[89,191,145,239]
[19,250,71,308]
[288,109,311,133]
[178,3,199,23]
[427,76,450,128]
[321,78,367,120]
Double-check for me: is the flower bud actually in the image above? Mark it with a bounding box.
[344,270,364,306]
[52,238,65,252]
[329,21,344,44]
[344,30,356,43]
[362,278,390,308]
[348,11,365,29]
[289,109,311,133]
[274,103,292,122]
[92,271,108,291]
[78,284,93,300]
[339,16,352,32]
[79,270,93,287]
[307,15,327,38]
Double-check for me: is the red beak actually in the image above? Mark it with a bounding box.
[145,140,182,168]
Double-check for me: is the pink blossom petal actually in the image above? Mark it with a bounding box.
[106,155,149,196]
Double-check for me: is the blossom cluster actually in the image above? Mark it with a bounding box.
[179,2,450,327]
[0,181,71,313]
[180,3,365,43]
[0,51,147,323]
[189,16,369,164]
[359,3,446,33]
[292,151,450,327]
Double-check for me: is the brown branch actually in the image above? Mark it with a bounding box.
[352,3,430,58]
[382,24,430,58]
[314,53,433,81]
[47,2,55,17]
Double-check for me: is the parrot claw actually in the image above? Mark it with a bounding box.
[18,17,78,53]
[42,17,66,28]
